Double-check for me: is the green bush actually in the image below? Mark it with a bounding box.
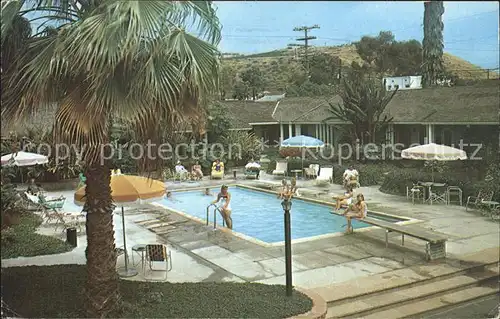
[379,168,496,201]
[3,265,313,318]
[1,212,73,259]
[266,160,277,174]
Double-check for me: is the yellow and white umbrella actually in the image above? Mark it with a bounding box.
[74,170,166,277]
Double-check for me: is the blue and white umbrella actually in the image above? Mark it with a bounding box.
[281,135,325,148]
[280,135,324,174]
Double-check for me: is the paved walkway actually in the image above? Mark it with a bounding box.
[3,172,499,288]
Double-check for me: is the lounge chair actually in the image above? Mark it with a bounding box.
[77,172,86,188]
[466,190,494,211]
[211,162,224,179]
[316,167,333,186]
[304,164,320,179]
[144,244,173,281]
[24,192,78,231]
[272,161,288,177]
[244,169,259,179]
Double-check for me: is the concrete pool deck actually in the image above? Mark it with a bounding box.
[2,172,499,292]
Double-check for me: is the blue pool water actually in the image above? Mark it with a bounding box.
[160,186,389,244]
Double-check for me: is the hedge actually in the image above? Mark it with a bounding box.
[2,265,313,318]
[1,212,73,259]
[379,169,500,202]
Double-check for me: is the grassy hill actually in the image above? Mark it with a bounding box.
[224,45,497,92]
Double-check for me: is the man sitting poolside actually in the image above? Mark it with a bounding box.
[175,161,188,180]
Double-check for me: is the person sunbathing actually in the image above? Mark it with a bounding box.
[281,177,299,199]
[191,161,203,180]
[277,179,288,199]
[332,187,354,212]
[342,193,367,234]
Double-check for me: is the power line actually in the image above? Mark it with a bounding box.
[288,25,320,74]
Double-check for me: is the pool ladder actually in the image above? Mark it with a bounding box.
[206,204,225,229]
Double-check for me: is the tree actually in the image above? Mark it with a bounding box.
[354,31,423,76]
[308,53,341,85]
[241,66,265,100]
[1,1,221,317]
[324,73,398,145]
[355,31,395,72]
[219,64,236,100]
[422,1,445,87]
[207,102,232,141]
[232,80,249,100]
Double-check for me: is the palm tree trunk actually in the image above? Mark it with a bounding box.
[84,161,119,317]
[422,1,445,88]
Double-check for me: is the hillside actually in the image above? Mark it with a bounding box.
[223,44,497,92]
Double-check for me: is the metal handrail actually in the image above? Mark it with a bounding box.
[206,204,216,226]
[205,204,225,229]
[213,206,225,228]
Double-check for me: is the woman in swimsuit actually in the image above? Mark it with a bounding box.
[333,187,354,212]
[343,193,367,234]
[211,185,233,229]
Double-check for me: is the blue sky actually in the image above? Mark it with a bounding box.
[214,1,499,69]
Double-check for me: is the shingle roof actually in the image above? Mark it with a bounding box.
[271,96,343,123]
[383,81,499,123]
[273,81,499,124]
[256,94,285,102]
[219,100,277,128]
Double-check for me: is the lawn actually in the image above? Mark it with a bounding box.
[1,212,74,259]
[2,265,313,318]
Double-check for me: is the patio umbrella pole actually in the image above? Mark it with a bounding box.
[117,206,138,278]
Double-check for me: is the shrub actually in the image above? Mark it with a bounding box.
[379,167,494,201]
[266,160,277,174]
[1,212,73,259]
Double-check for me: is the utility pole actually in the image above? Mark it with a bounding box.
[288,24,320,74]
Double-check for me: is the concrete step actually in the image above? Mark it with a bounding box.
[153,226,177,234]
[135,219,161,226]
[360,285,500,319]
[326,266,498,318]
[314,247,499,304]
[147,222,175,229]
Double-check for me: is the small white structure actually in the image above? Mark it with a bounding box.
[383,76,422,91]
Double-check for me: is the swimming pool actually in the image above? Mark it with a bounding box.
[158,186,405,244]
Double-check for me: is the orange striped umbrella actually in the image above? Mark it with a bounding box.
[74,170,165,278]
[74,172,166,205]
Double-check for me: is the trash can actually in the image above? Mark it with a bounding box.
[66,227,77,247]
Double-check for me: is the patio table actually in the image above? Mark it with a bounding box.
[481,200,500,209]
[291,169,302,179]
[132,244,147,271]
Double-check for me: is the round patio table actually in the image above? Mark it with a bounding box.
[291,169,302,179]
[132,244,147,271]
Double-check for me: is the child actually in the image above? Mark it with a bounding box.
[203,188,212,196]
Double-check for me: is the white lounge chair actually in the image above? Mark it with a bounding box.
[304,164,320,179]
[316,167,333,185]
[272,161,288,177]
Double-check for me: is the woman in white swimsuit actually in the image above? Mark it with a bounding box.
[343,193,367,234]
[211,185,233,229]
[333,187,354,212]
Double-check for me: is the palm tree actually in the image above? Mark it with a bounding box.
[422,1,445,87]
[1,0,221,316]
[324,73,397,145]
